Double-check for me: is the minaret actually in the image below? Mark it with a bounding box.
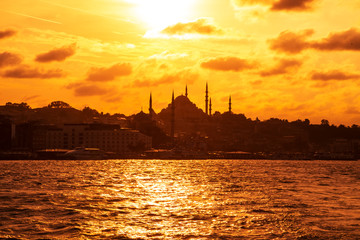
[205,82,209,115]
[149,92,153,115]
[185,85,188,98]
[209,98,212,116]
[171,91,175,139]
[229,95,232,113]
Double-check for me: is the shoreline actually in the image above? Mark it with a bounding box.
[1,150,359,161]
[0,156,358,161]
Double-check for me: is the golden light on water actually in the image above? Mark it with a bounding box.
[99,160,225,238]
[0,160,359,238]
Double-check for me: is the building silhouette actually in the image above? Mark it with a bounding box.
[205,82,209,115]
[149,92,153,114]
[3,84,360,159]
[171,91,175,139]
[45,123,151,153]
[209,98,212,116]
[229,95,232,113]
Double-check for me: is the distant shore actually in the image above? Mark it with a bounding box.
[1,150,358,161]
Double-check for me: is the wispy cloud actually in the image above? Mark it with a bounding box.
[38,0,133,23]
[66,82,116,97]
[269,28,360,54]
[260,58,302,76]
[161,18,223,36]
[4,10,62,25]
[271,0,315,11]
[312,28,360,51]
[21,95,41,102]
[2,65,64,79]
[131,69,198,88]
[0,52,22,68]
[70,84,108,96]
[201,57,256,72]
[35,44,76,63]
[345,107,360,115]
[0,29,17,39]
[232,0,316,12]
[311,70,360,81]
[86,63,132,82]
[268,29,313,54]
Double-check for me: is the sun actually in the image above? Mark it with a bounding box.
[128,0,194,30]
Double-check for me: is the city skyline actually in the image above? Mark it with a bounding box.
[1,0,360,125]
[0,82,354,127]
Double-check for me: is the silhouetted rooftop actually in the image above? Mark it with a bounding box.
[158,95,207,121]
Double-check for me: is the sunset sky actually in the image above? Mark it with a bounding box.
[1,0,360,125]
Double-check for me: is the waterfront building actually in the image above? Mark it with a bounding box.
[45,123,152,153]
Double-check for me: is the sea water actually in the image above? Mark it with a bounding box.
[0,160,359,239]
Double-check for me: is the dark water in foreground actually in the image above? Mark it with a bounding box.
[0,160,359,240]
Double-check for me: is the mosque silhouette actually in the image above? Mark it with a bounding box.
[146,83,232,138]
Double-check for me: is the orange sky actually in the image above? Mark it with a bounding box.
[1,0,360,125]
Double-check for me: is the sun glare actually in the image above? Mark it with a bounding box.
[128,0,194,30]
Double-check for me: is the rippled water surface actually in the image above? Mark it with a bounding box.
[0,160,359,239]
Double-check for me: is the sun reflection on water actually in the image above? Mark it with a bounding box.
[1,160,359,239]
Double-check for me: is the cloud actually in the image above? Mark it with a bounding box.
[311,70,360,81]
[345,107,360,115]
[201,56,256,72]
[232,0,274,8]
[5,10,62,25]
[312,28,360,51]
[0,29,16,39]
[35,43,76,62]
[132,69,198,88]
[103,95,123,103]
[66,82,109,96]
[271,0,314,11]
[0,52,22,68]
[148,51,188,60]
[269,28,360,54]
[2,65,64,79]
[268,29,313,54]
[73,85,108,96]
[260,59,302,76]
[161,18,223,36]
[282,103,308,112]
[86,63,132,82]
[22,95,40,101]
[232,0,315,11]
